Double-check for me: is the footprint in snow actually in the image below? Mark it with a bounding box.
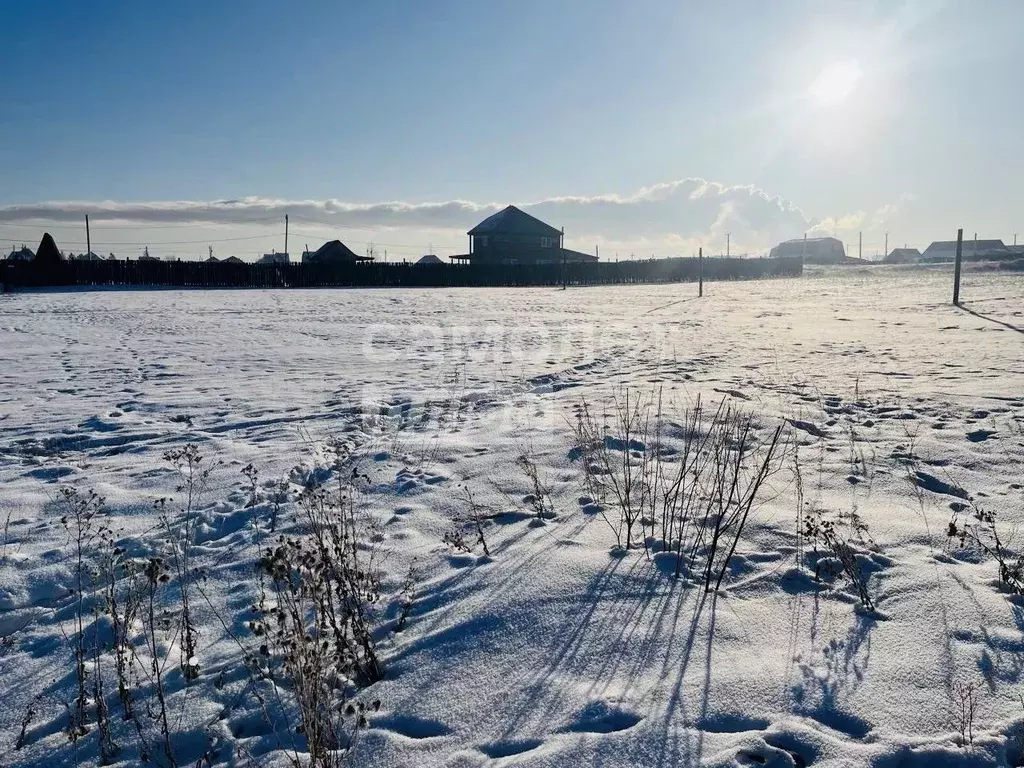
[478,739,544,759]
[966,429,996,442]
[562,700,643,734]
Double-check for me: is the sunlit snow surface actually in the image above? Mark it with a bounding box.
[2,266,1024,767]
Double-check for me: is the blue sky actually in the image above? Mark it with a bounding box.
[1,0,1022,260]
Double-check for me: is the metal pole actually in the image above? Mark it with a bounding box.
[953,228,963,306]
[85,214,91,258]
[284,214,289,258]
[726,233,730,258]
[698,246,703,297]
[858,231,862,261]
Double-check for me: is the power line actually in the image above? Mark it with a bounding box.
[289,229,459,254]
[0,230,283,247]
[0,215,283,231]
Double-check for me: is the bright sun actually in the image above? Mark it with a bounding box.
[809,60,862,105]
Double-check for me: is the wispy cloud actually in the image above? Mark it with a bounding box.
[0,178,908,254]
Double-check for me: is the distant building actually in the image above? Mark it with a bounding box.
[452,205,598,265]
[6,246,34,261]
[206,255,220,263]
[302,240,373,264]
[415,254,444,265]
[35,233,63,265]
[258,252,289,265]
[223,256,245,265]
[921,239,1007,262]
[882,247,921,264]
[769,236,852,264]
[72,252,103,261]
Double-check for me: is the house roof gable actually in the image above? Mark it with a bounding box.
[314,240,360,260]
[468,205,562,238]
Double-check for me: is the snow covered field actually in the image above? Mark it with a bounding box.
[2,266,1024,767]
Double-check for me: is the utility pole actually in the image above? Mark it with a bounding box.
[208,245,213,260]
[284,214,289,257]
[726,232,730,258]
[884,231,889,258]
[973,232,977,258]
[858,231,862,261]
[85,214,91,258]
[953,228,963,306]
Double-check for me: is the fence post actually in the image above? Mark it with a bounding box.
[953,228,963,306]
[698,247,703,297]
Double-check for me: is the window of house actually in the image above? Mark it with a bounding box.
[541,237,552,248]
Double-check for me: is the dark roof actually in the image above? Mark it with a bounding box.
[305,240,368,263]
[923,239,1006,254]
[224,256,245,264]
[883,247,921,264]
[769,236,847,262]
[6,246,34,261]
[35,233,63,263]
[415,254,444,265]
[468,205,562,238]
[258,252,290,264]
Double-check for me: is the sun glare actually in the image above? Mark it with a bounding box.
[809,60,862,106]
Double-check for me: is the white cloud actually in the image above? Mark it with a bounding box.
[0,178,912,256]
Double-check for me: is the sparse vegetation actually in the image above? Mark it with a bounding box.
[951,679,979,748]
[56,486,105,748]
[802,506,877,610]
[571,389,786,590]
[444,485,492,557]
[948,502,1024,594]
[516,451,552,520]
[159,443,217,681]
[252,463,384,766]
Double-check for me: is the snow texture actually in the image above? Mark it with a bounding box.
[2,266,1024,766]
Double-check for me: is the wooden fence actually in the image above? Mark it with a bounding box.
[0,256,802,290]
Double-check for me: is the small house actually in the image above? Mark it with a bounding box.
[882,247,921,264]
[769,236,851,264]
[921,239,1007,262]
[6,246,34,261]
[415,254,444,265]
[258,252,289,265]
[452,205,597,265]
[302,240,373,264]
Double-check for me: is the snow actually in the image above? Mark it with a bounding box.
[2,266,1024,766]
